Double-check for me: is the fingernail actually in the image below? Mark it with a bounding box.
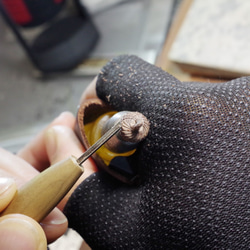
[45,126,70,155]
[45,127,57,156]
[0,178,17,212]
[45,125,81,165]
[45,126,71,164]
[0,178,15,196]
[0,215,47,250]
[41,208,68,226]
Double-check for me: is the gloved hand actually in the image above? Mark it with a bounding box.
[64,55,249,249]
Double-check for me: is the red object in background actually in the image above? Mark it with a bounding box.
[1,0,65,27]
[1,0,31,25]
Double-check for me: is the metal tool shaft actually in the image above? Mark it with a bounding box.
[77,121,121,165]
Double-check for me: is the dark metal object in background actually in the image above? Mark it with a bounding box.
[0,0,99,74]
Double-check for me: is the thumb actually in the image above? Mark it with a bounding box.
[45,125,97,209]
[0,214,47,250]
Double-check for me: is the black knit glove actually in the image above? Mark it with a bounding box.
[64,55,249,249]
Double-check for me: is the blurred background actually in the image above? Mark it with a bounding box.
[0,0,179,153]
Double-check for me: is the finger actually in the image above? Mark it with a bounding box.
[0,149,69,243]
[96,55,181,112]
[45,126,84,164]
[45,125,97,210]
[40,207,68,244]
[0,148,39,187]
[0,178,17,212]
[18,112,76,172]
[0,214,47,250]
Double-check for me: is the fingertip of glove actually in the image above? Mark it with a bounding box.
[96,55,147,101]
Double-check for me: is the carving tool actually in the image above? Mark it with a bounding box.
[1,121,121,222]
[85,111,150,166]
[1,111,149,222]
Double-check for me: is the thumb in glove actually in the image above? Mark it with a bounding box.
[64,55,249,249]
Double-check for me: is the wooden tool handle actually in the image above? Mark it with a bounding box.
[1,156,83,222]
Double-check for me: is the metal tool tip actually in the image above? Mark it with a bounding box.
[119,112,150,143]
